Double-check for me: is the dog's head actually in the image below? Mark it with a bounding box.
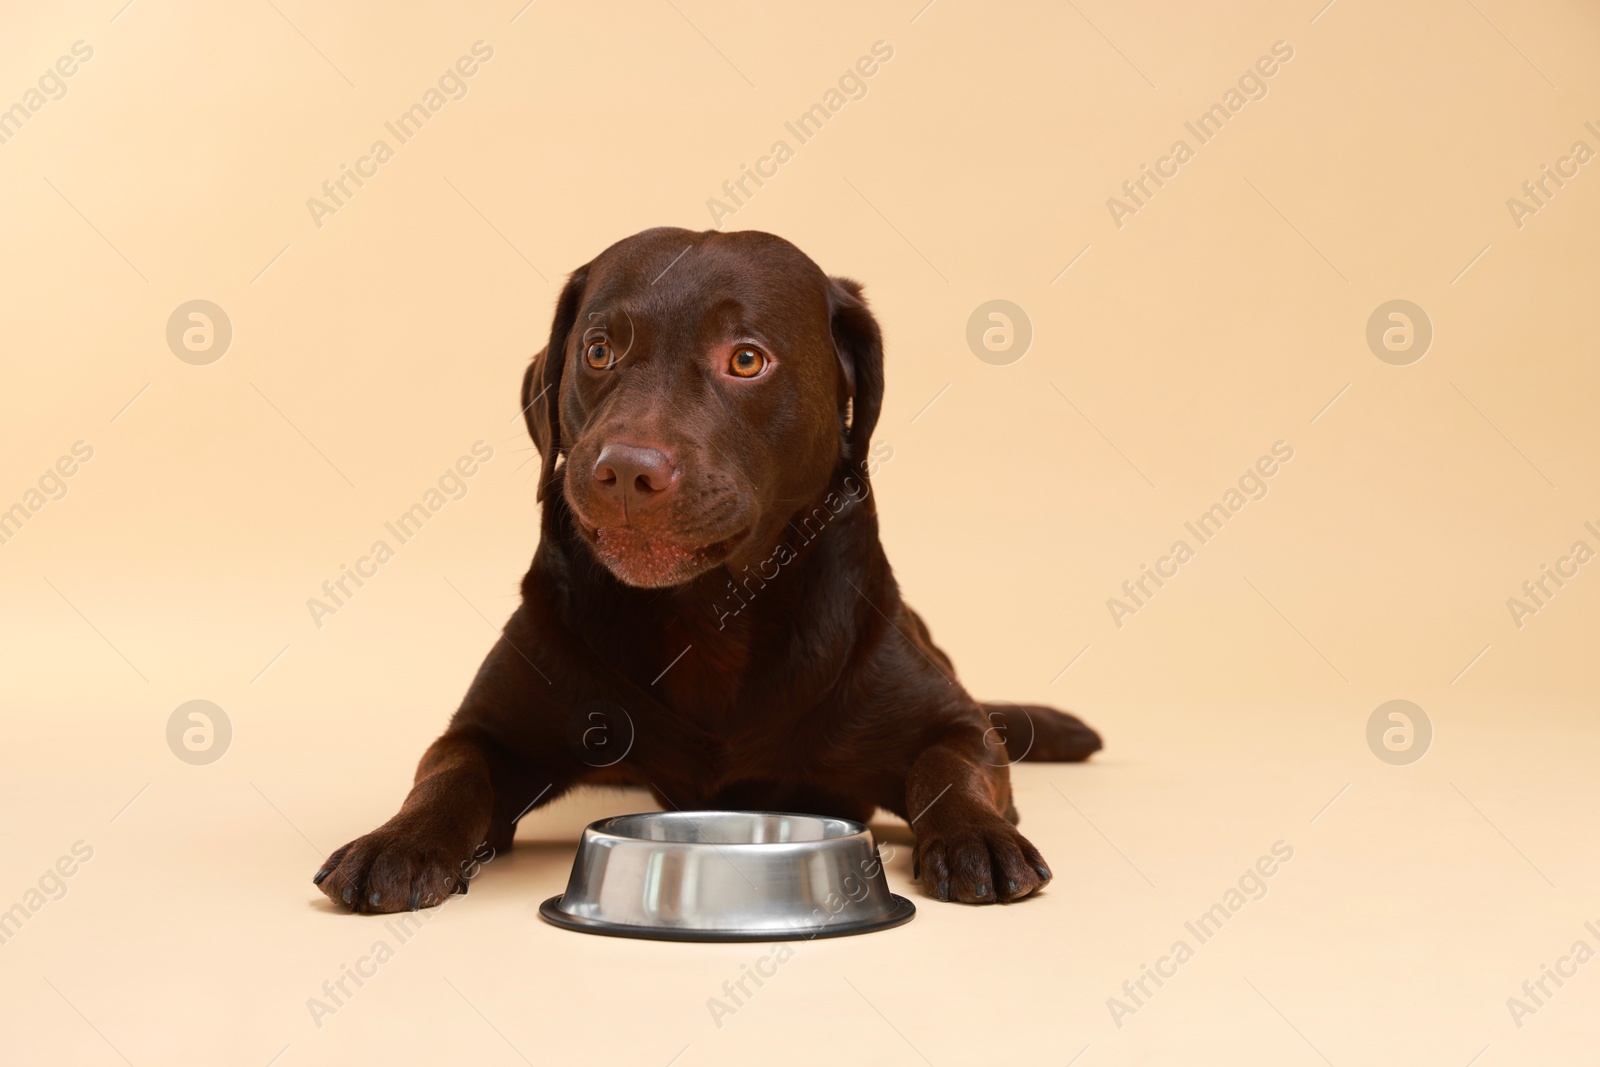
[523,228,884,589]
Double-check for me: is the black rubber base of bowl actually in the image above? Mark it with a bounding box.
[537,893,916,942]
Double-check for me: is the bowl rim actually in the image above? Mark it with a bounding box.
[583,809,873,848]
[538,892,916,942]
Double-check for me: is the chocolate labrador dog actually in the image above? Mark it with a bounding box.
[314,227,1100,911]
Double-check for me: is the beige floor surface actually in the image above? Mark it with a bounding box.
[3,694,1598,1065]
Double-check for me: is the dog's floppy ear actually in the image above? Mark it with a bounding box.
[523,267,588,502]
[828,276,884,464]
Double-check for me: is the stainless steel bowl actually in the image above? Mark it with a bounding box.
[539,811,915,941]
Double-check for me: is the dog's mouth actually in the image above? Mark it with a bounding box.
[579,523,749,588]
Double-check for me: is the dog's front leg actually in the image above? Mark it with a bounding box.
[907,726,1053,904]
[313,731,500,913]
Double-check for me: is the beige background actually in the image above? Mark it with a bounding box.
[2,0,1598,1063]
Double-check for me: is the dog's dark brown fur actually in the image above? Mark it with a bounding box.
[314,227,1100,912]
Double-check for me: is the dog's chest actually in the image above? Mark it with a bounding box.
[650,638,815,780]
[645,592,753,723]
[629,576,857,791]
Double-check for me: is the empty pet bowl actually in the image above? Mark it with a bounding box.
[539,811,915,942]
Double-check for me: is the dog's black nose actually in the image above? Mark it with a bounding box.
[593,443,678,508]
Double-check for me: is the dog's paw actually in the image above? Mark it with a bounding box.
[313,827,475,914]
[914,814,1051,904]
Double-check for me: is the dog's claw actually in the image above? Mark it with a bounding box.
[312,869,331,886]
[316,828,481,915]
[915,812,1050,904]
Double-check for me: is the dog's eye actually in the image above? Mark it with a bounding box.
[728,347,767,378]
[584,341,614,369]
